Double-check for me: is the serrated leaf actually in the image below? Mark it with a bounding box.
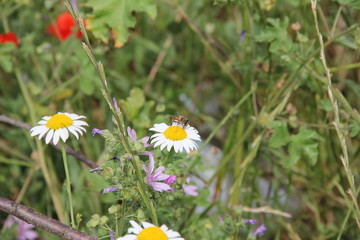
[287,142,302,168]
[303,143,319,166]
[269,121,291,148]
[255,17,289,43]
[294,126,322,142]
[318,99,333,112]
[86,0,157,46]
[286,126,322,168]
[121,88,146,120]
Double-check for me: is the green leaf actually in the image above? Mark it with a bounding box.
[255,18,289,43]
[86,0,157,46]
[287,126,322,167]
[269,121,291,148]
[349,121,360,137]
[0,44,16,73]
[334,0,360,9]
[345,80,360,99]
[303,143,319,166]
[318,99,333,112]
[288,142,302,167]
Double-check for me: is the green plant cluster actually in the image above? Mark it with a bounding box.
[0,0,360,239]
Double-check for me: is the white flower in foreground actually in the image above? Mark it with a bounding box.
[30,112,88,145]
[117,220,184,240]
[150,122,201,153]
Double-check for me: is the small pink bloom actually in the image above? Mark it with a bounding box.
[143,155,171,192]
[5,216,38,240]
[182,177,198,196]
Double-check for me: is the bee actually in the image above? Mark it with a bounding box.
[172,115,189,128]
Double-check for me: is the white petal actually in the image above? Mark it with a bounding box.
[58,128,69,142]
[166,141,173,151]
[116,235,137,240]
[150,133,164,139]
[183,141,190,153]
[38,127,50,139]
[73,120,88,126]
[52,130,60,145]
[37,120,48,125]
[141,222,155,229]
[72,125,86,135]
[153,140,163,148]
[67,126,79,139]
[149,123,169,132]
[42,116,51,121]
[160,225,169,232]
[67,113,86,120]
[45,129,54,144]
[173,141,179,153]
[160,141,171,151]
[30,126,47,137]
[128,220,142,234]
[166,229,181,238]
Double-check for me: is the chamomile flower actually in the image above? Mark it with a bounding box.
[116,220,184,240]
[149,122,201,153]
[30,112,88,145]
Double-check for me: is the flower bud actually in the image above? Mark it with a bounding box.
[86,214,100,227]
[101,167,114,180]
[108,204,121,214]
[99,216,109,225]
[134,141,145,153]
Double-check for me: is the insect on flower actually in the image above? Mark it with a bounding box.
[150,115,201,153]
[172,115,189,128]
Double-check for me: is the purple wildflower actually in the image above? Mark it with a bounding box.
[91,128,103,136]
[245,219,257,225]
[103,187,119,194]
[164,175,177,185]
[142,155,171,192]
[182,177,198,196]
[109,230,115,240]
[218,217,223,222]
[239,30,247,41]
[127,126,152,147]
[71,0,78,11]
[113,98,119,110]
[253,224,267,237]
[5,216,38,240]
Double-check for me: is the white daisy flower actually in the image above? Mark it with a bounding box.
[150,122,201,153]
[30,112,88,145]
[116,220,184,240]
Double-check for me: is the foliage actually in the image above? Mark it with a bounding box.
[0,0,360,239]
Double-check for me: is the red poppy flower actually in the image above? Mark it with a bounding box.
[0,32,19,47]
[47,12,83,41]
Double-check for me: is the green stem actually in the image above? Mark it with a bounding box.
[162,149,174,166]
[15,68,65,222]
[186,87,255,173]
[133,155,158,225]
[61,142,76,228]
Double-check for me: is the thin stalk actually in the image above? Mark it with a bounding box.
[330,6,343,38]
[162,149,174,166]
[63,0,158,225]
[61,142,76,229]
[311,0,360,228]
[186,86,255,173]
[15,68,65,222]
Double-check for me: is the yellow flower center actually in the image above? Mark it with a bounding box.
[164,126,187,141]
[46,114,73,130]
[137,226,168,240]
